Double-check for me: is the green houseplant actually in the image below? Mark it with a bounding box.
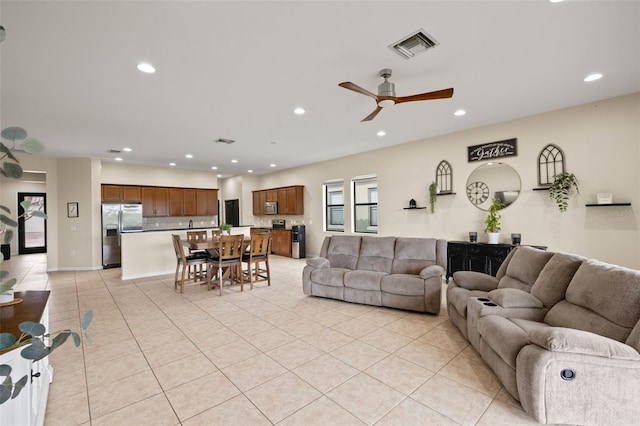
[428,181,438,214]
[219,223,232,235]
[549,172,579,212]
[484,198,505,244]
[0,125,91,406]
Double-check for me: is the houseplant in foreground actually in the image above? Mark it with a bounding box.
[484,198,505,244]
[549,172,579,212]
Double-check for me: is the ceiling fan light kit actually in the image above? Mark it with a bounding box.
[339,68,454,122]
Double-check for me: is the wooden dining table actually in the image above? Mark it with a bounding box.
[181,235,250,252]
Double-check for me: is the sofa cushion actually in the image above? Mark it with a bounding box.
[325,235,361,269]
[344,270,387,291]
[527,327,640,361]
[530,252,584,308]
[453,271,499,292]
[310,268,350,287]
[477,316,529,369]
[391,238,437,274]
[381,274,425,296]
[545,259,640,342]
[488,288,544,308]
[355,236,395,273]
[497,246,554,292]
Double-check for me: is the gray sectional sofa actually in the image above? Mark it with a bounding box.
[447,245,640,425]
[303,235,447,313]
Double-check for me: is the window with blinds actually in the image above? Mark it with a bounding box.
[324,180,344,232]
[353,176,377,234]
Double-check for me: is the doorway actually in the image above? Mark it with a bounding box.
[224,199,240,227]
[17,192,47,254]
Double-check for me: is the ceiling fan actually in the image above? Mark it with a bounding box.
[339,69,454,122]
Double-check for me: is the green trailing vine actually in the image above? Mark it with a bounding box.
[549,172,579,212]
[484,198,505,233]
[428,182,438,214]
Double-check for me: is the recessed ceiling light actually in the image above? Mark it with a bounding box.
[294,107,306,115]
[248,170,253,173]
[216,174,222,178]
[454,109,467,116]
[270,163,277,168]
[377,131,386,137]
[211,166,218,170]
[185,154,193,159]
[115,157,123,161]
[549,0,564,3]
[584,73,603,82]
[169,162,176,166]
[136,63,156,74]
[231,159,238,163]
[122,147,132,152]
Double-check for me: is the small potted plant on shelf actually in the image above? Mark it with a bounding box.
[484,198,505,244]
[429,181,439,214]
[219,223,232,235]
[549,172,579,212]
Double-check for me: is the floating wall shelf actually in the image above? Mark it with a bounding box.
[436,192,456,196]
[532,187,550,191]
[403,207,427,210]
[585,203,631,207]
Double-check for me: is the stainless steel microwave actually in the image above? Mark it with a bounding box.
[264,201,278,215]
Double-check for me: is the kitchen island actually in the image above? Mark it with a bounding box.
[120,226,252,280]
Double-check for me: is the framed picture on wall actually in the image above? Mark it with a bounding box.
[67,202,79,218]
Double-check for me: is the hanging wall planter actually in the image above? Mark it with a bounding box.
[549,172,579,212]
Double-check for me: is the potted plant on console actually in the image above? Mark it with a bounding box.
[484,198,505,244]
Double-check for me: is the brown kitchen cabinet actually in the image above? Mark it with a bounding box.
[271,229,291,257]
[142,187,170,216]
[183,189,197,216]
[169,188,184,216]
[252,185,304,215]
[102,185,142,202]
[196,189,218,216]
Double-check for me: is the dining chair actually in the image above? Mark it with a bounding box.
[206,234,245,295]
[242,232,271,289]
[186,230,209,276]
[211,229,222,238]
[171,234,208,293]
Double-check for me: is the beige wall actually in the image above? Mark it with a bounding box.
[101,162,218,189]
[235,93,640,269]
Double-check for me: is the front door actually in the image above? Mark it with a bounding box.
[17,192,47,254]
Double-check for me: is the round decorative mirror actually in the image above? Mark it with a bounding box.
[466,162,521,211]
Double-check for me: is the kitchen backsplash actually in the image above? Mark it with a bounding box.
[142,215,218,231]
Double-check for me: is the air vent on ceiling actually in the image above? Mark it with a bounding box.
[389,30,439,60]
[214,138,236,145]
[108,149,121,153]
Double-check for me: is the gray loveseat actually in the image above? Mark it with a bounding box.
[447,245,640,425]
[303,235,447,313]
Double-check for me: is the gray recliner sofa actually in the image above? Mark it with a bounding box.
[303,235,447,313]
[447,246,640,425]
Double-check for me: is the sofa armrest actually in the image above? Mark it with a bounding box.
[488,288,543,308]
[306,257,330,269]
[528,327,640,360]
[420,264,444,279]
[453,271,499,291]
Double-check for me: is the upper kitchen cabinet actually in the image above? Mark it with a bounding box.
[196,189,218,216]
[102,185,142,202]
[142,187,170,216]
[183,189,197,216]
[169,188,184,216]
[252,185,304,215]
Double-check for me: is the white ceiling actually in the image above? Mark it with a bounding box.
[1,1,639,178]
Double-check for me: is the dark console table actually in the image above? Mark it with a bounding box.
[446,241,546,282]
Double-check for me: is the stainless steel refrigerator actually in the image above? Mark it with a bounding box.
[102,203,143,268]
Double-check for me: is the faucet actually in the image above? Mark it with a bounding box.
[188,220,193,229]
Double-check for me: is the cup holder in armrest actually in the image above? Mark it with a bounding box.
[477,298,491,302]
[483,302,498,307]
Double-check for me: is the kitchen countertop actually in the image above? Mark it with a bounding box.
[141,225,255,233]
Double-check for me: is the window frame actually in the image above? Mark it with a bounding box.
[323,180,344,232]
[352,175,378,234]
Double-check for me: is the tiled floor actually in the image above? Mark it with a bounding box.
[5,253,548,426]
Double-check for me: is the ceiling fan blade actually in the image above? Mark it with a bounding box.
[339,82,378,100]
[361,106,383,122]
[394,88,454,104]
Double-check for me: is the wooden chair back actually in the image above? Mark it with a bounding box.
[247,233,270,260]
[172,234,187,262]
[217,234,245,261]
[187,230,207,244]
[211,229,222,238]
